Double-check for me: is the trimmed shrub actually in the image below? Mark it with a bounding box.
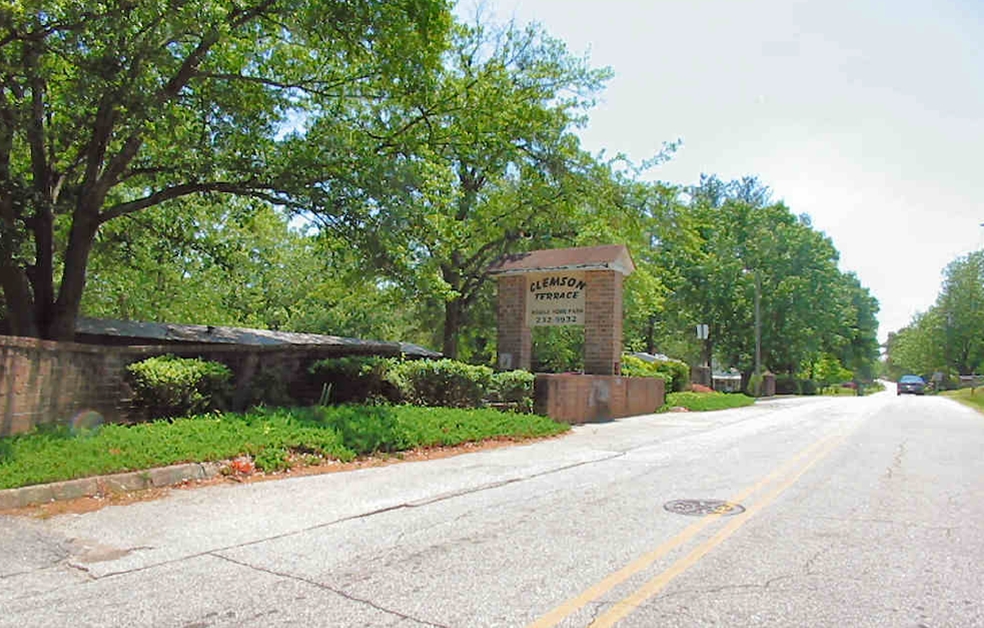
[621,355,670,384]
[489,370,535,402]
[388,359,493,408]
[489,370,536,412]
[246,367,294,408]
[312,357,532,410]
[800,379,819,395]
[774,375,800,395]
[126,355,232,419]
[621,354,689,391]
[309,356,400,404]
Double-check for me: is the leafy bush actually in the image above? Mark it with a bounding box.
[309,356,400,404]
[621,355,669,383]
[126,355,233,419]
[621,355,689,391]
[774,375,801,395]
[532,326,584,373]
[488,370,536,413]
[799,379,819,396]
[246,367,294,408]
[388,359,494,408]
[312,357,534,410]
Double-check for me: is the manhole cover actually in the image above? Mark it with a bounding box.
[663,499,745,517]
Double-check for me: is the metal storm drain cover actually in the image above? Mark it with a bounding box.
[664,499,746,517]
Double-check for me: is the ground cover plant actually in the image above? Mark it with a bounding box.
[0,406,568,490]
[663,391,756,412]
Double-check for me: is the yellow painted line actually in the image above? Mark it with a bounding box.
[526,430,847,628]
[588,429,851,628]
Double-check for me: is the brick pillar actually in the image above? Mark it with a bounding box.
[496,276,531,371]
[584,270,622,375]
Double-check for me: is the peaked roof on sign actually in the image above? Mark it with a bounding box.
[487,244,635,276]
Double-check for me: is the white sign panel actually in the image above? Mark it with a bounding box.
[526,272,586,326]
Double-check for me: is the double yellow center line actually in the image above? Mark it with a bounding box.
[527,428,853,628]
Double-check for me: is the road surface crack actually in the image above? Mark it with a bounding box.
[59,452,632,582]
[658,574,797,600]
[884,441,906,479]
[208,552,450,628]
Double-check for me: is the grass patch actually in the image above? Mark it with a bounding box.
[821,386,859,396]
[663,391,755,412]
[941,388,984,414]
[0,406,568,490]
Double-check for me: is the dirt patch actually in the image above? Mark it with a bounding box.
[3,435,557,519]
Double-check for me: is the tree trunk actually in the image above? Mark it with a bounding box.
[645,314,656,355]
[0,265,37,337]
[43,207,99,340]
[442,298,460,359]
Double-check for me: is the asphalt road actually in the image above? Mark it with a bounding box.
[2,388,983,627]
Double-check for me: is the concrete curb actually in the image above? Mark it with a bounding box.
[0,462,224,511]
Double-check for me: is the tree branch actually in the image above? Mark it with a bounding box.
[193,70,378,97]
[98,181,287,223]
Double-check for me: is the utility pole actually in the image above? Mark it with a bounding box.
[754,270,762,376]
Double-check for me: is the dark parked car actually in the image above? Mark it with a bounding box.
[897,375,926,395]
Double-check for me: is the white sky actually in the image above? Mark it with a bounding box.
[474,0,984,342]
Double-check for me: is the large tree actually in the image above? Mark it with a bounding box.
[0,0,449,339]
[653,175,880,380]
[886,250,984,379]
[303,18,615,357]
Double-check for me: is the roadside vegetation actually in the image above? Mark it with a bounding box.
[941,389,984,414]
[662,391,755,412]
[3,5,880,390]
[0,406,568,491]
[884,251,983,387]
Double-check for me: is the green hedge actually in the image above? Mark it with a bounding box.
[388,359,494,408]
[621,355,689,392]
[126,355,232,419]
[488,370,536,413]
[311,357,535,411]
[309,356,399,404]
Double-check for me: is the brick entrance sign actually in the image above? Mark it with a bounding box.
[488,245,664,424]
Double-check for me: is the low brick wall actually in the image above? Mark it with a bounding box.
[0,334,408,436]
[533,373,664,424]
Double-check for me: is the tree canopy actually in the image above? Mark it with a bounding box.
[886,250,984,381]
[1,4,882,384]
[1,0,450,339]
